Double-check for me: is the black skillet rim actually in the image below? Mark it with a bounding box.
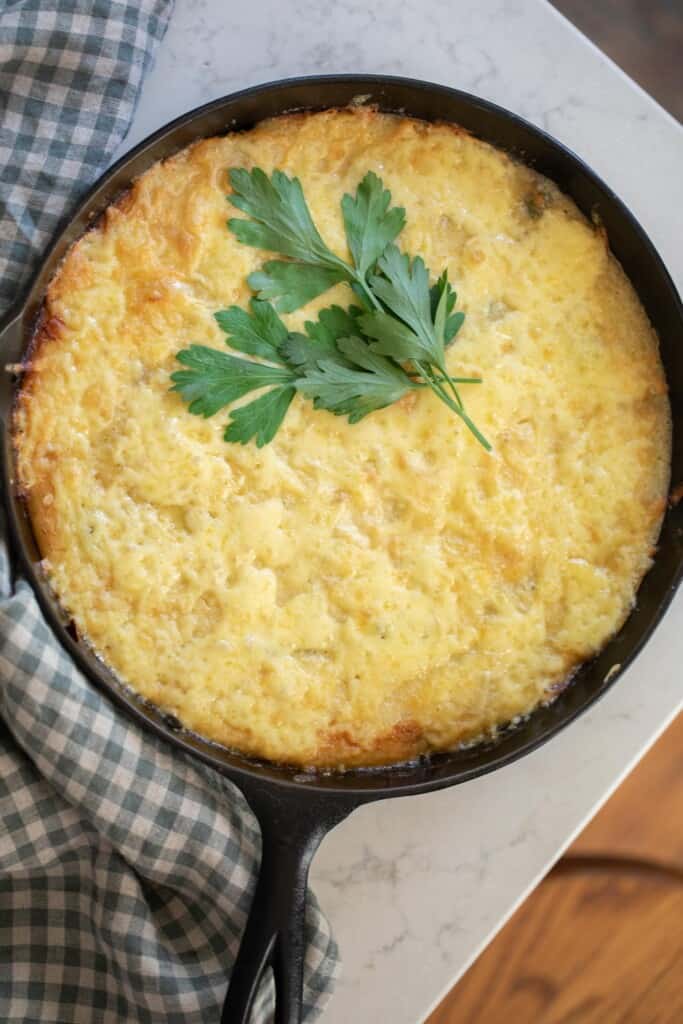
[2,74,682,800]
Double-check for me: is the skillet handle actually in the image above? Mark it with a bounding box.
[221,784,354,1024]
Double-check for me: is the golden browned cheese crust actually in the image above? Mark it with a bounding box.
[14,109,671,767]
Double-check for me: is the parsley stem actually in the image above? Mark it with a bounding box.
[353,271,382,312]
[319,252,379,313]
[422,363,463,411]
[424,371,492,451]
[414,375,482,385]
[457,408,492,451]
[435,362,467,411]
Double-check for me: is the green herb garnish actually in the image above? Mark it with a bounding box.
[171,168,490,449]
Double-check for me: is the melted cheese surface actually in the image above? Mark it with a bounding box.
[15,110,670,766]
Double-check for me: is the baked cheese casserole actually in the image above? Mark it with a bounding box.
[14,109,670,767]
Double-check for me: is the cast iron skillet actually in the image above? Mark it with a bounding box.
[1,75,682,1024]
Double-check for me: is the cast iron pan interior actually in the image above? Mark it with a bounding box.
[0,76,681,1024]
[2,75,681,797]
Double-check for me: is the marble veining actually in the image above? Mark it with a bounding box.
[116,1,683,1021]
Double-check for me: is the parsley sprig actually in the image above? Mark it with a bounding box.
[171,169,490,450]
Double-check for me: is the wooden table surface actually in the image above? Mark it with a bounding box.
[427,712,683,1023]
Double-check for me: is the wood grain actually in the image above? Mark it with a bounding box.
[426,713,683,1024]
[550,0,683,121]
[573,713,683,865]
[428,869,683,1024]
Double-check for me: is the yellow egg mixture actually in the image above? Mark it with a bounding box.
[14,109,670,767]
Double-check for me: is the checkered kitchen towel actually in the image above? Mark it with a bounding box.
[0,3,339,1022]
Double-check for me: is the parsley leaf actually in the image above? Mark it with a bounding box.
[295,335,416,423]
[248,261,347,314]
[224,385,296,447]
[228,167,400,313]
[430,270,465,346]
[281,305,362,372]
[214,298,289,362]
[366,245,438,363]
[170,345,295,417]
[228,168,340,265]
[359,306,426,364]
[341,171,406,277]
[284,304,415,424]
[228,168,350,311]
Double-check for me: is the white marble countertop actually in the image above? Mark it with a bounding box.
[120,1,683,1020]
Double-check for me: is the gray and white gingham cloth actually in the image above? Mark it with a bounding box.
[0,3,339,1022]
